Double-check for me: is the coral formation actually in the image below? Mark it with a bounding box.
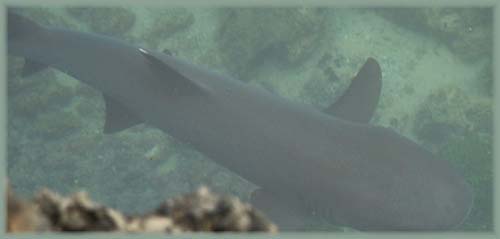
[7,186,277,233]
[155,187,276,232]
[7,187,49,232]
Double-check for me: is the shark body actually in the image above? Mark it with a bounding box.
[8,11,473,231]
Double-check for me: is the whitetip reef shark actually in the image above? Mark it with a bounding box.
[7,11,473,231]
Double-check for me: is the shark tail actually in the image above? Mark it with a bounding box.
[7,11,44,42]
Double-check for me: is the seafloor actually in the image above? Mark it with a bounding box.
[7,7,493,231]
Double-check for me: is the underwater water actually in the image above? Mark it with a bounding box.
[7,7,493,231]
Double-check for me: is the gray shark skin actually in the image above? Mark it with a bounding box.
[8,11,473,231]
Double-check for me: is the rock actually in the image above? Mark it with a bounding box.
[155,187,277,232]
[7,186,50,232]
[7,185,278,233]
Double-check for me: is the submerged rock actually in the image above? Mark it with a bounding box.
[7,186,277,233]
[156,187,277,232]
[7,187,49,232]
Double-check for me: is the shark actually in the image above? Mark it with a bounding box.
[7,11,473,231]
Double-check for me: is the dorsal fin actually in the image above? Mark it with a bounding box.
[324,58,382,123]
[103,95,143,134]
[138,48,208,97]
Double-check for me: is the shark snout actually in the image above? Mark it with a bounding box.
[432,173,474,230]
[453,180,474,229]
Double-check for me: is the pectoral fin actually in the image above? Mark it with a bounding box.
[324,58,382,123]
[103,95,143,134]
